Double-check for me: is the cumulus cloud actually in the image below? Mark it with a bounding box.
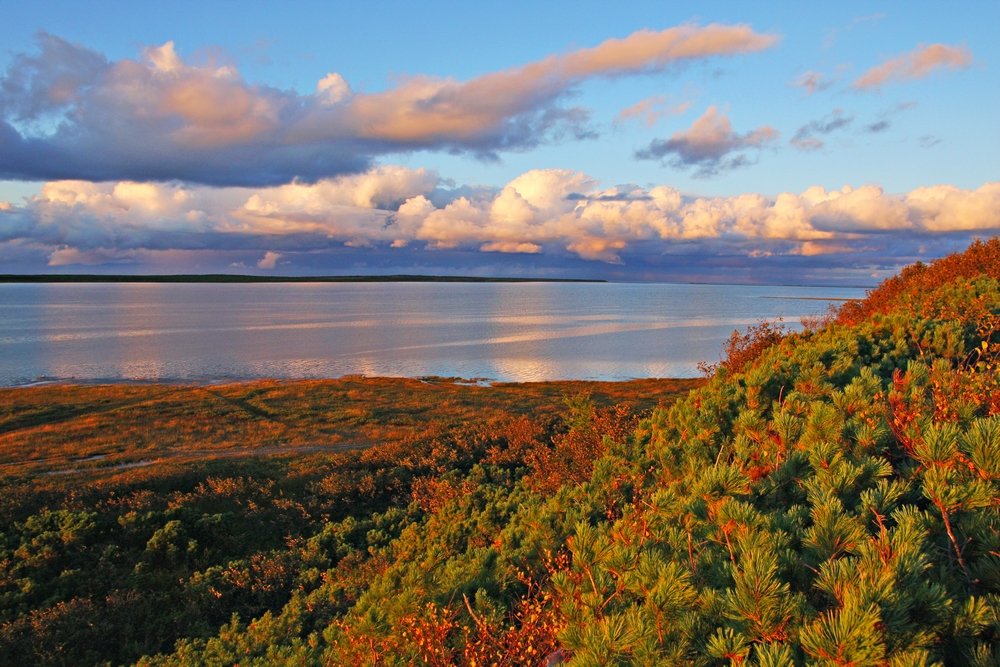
[790,108,853,151]
[614,95,692,127]
[4,166,998,276]
[0,25,778,186]
[906,182,1000,232]
[853,43,974,90]
[243,165,439,213]
[257,251,281,269]
[315,73,353,106]
[634,106,779,176]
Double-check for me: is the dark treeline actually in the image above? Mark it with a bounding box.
[5,238,1000,666]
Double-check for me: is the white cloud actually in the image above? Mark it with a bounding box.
[257,251,281,269]
[316,73,353,106]
[4,167,999,269]
[906,182,1000,231]
[242,165,438,212]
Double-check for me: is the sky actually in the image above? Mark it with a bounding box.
[0,0,996,284]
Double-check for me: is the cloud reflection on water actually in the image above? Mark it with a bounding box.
[0,282,864,384]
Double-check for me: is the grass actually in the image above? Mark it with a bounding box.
[0,376,702,478]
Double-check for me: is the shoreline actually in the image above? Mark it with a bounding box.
[3,374,702,390]
[0,274,875,289]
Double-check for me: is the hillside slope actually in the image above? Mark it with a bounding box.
[124,240,1000,667]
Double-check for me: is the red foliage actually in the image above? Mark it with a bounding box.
[528,404,639,495]
[699,319,787,376]
[887,368,922,456]
[331,589,561,667]
[837,237,1000,326]
[411,475,479,512]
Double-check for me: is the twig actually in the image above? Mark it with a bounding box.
[463,594,489,632]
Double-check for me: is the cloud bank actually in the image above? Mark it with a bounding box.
[2,166,997,281]
[0,25,777,186]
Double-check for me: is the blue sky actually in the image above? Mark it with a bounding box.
[0,0,996,283]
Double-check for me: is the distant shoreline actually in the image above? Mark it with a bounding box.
[0,274,606,284]
[0,274,875,288]
[760,295,859,301]
[4,375,700,390]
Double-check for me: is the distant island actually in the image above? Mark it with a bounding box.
[0,274,606,283]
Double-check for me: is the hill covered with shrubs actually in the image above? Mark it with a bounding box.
[7,239,1000,666]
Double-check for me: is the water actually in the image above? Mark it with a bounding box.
[0,282,866,385]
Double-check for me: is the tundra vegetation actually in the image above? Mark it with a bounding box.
[0,377,696,666]
[4,238,1000,666]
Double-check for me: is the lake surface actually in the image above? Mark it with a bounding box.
[0,282,867,385]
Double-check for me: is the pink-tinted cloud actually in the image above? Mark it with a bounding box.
[480,241,543,254]
[634,106,779,176]
[788,71,833,96]
[0,25,778,186]
[256,251,281,269]
[906,182,1000,231]
[615,95,692,127]
[853,43,974,90]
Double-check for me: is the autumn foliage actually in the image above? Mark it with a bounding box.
[0,378,693,666]
[838,237,1000,326]
[699,318,788,377]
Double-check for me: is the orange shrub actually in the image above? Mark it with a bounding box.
[837,237,1000,326]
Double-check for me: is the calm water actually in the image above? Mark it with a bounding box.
[0,282,866,385]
